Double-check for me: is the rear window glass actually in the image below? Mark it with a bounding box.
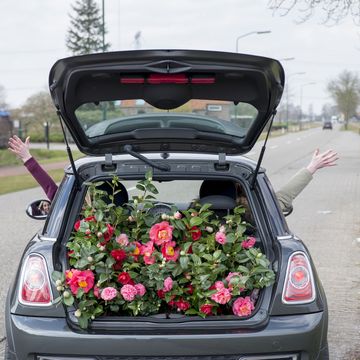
[75,100,258,139]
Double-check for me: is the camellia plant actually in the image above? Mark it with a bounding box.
[53,172,275,329]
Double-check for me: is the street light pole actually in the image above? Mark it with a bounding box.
[102,0,105,52]
[286,72,305,131]
[235,30,271,52]
[299,82,316,130]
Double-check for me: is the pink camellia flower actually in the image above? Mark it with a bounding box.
[149,221,174,246]
[101,287,118,301]
[214,281,225,290]
[140,241,156,265]
[232,296,255,317]
[173,211,182,220]
[225,272,241,284]
[242,236,256,249]
[215,231,227,245]
[200,304,214,315]
[134,283,146,297]
[120,284,138,301]
[93,286,100,299]
[163,277,173,292]
[116,233,129,247]
[211,287,232,304]
[219,225,226,233]
[66,269,95,295]
[161,241,180,262]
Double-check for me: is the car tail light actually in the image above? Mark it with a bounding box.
[282,252,315,304]
[120,73,215,85]
[148,73,189,84]
[19,254,53,306]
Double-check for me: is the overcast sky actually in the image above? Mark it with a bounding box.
[1,0,360,114]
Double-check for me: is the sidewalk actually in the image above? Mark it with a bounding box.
[0,160,69,177]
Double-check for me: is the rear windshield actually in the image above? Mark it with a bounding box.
[75,100,258,139]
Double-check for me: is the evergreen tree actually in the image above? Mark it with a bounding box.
[66,0,110,55]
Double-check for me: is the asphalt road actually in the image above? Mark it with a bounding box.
[1,125,359,359]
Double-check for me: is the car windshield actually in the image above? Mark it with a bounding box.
[75,99,258,139]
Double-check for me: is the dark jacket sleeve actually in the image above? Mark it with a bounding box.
[24,157,58,201]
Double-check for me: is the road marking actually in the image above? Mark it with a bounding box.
[317,210,332,214]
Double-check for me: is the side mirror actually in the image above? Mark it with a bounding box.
[26,200,51,220]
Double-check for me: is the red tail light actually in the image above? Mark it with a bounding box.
[282,252,315,304]
[148,74,189,84]
[19,254,53,306]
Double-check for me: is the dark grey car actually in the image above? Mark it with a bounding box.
[5,50,328,359]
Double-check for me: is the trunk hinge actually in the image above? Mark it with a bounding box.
[103,153,116,171]
[250,110,277,190]
[215,153,229,171]
[57,110,81,189]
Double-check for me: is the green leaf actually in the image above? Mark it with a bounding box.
[190,217,203,227]
[78,316,89,329]
[95,210,104,222]
[51,271,65,283]
[199,203,212,213]
[213,250,222,260]
[63,294,74,306]
[185,308,199,315]
[180,256,189,269]
[191,254,202,266]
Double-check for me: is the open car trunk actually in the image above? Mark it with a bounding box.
[60,159,276,332]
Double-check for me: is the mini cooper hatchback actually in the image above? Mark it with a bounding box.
[5,50,328,360]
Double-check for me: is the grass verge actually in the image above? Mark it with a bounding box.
[0,169,65,196]
[0,148,82,167]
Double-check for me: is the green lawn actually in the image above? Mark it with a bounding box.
[0,148,82,167]
[0,169,65,196]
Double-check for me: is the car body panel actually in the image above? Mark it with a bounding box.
[49,50,284,156]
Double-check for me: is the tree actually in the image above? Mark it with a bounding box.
[268,0,360,25]
[0,84,7,109]
[327,70,360,129]
[15,91,60,139]
[66,0,110,55]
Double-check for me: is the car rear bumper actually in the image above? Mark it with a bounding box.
[6,312,327,359]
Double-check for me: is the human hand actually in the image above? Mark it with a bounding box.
[306,149,338,175]
[8,135,32,163]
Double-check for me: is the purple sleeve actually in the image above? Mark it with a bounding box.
[24,157,58,201]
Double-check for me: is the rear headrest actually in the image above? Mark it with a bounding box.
[97,181,129,206]
[198,195,236,210]
[199,180,237,200]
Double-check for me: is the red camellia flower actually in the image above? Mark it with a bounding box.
[161,241,180,262]
[200,304,214,315]
[117,272,133,285]
[149,221,173,246]
[103,223,115,242]
[66,269,95,295]
[74,216,96,232]
[174,298,190,311]
[190,226,201,241]
[110,249,127,263]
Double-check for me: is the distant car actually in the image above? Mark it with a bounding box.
[5,50,329,359]
[323,121,333,130]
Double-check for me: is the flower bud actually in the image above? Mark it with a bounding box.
[90,265,95,270]
[173,211,182,220]
[128,216,134,222]
[85,229,91,235]
[161,213,169,220]
[206,226,213,233]
[75,309,82,317]
[134,199,138,205]
[97,232,103,238]
[180,250,186,256]
[63,291,71,298]
[99,246,105,251]
[55,280,62,286]
[56,286,63,292]
[87,256,93,262]
[256,253,263,258]
[91,315,95,320]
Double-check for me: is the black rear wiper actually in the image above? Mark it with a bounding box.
[123,145,171,171]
